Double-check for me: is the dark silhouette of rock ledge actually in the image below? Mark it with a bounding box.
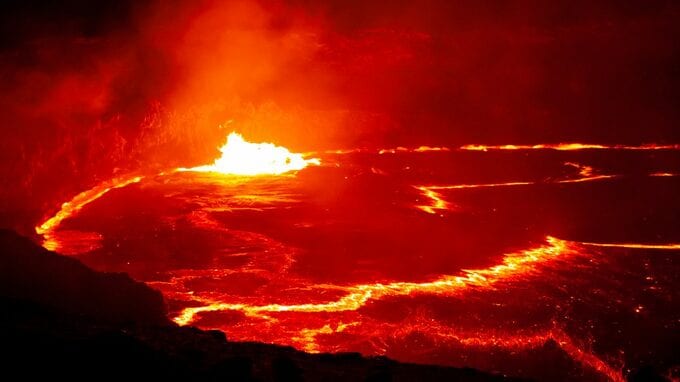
[0,229,518,381]
[0,229,168,325]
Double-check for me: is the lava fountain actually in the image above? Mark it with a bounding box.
[186,132,320,176]
[36,132,321,243]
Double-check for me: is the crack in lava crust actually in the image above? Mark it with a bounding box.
[172,236,575,323]
[386,321,626,382]
[414,162,676,215]
[36,175,145,253]
[308,142,680,156]
[163,236,653,382]
[460,143,680,151]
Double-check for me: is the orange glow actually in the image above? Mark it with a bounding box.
[159,235,680,381]
[387,321,625,382]
[35,175,144,237]
[379,146,450,154]
[460,143,680,151]
[166,237,633,381]
[294,322,359,353]
[30,138,680,381]
[413,162,619,214]
[12,0,680,378]
[558,162,617,183]
[313,142,680,156]
[186,132,320,175]
[42,230,103,255]
[173,236,573,324]
[431,181,535,190]
[164,235,680,381]
[579,241,680,250]
[34,133,319,249]
[414,182,532,214]
[413,186,452,214]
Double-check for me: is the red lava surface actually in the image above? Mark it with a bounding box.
[36,137,680,381]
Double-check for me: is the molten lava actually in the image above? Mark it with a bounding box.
[187,132,320,175]
[378,146,451,154]
[31,139,680,382]
[412,161,677,215]
[35,175,144,252]
[313,142,680,156]
[35,132,321,249]
[172,236,575,325]
[460,143,680,151]
[35,175,144,236]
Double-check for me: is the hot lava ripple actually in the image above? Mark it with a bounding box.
[35,134,680,381]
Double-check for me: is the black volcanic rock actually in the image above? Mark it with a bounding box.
[0,229,168,325]
[0,229,518,381]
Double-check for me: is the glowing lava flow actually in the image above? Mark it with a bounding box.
[460,143,680,151]
[169,237,635,381]
[35,132,319,245]
[413,186,453,214]
[174,236,573,324]
[314,142,680,155]
[35,175,144,237]
[413,161,666,214]
[558,162,617,183]
[428,181,535,190]
[167,236,680,381]
[310,146,451,156]
[579,241,680,250]
[384,320,626,382]
[30,137,680,381]
[413,182,532,214]
[187,132,320,175]
[379,146,451,154]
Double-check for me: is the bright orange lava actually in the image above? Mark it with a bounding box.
[558,162,617,183]
[35,175,144,240]
[173,236,574,324]
[460,143,680,151]
[379,146,451,154]
[383,320,626,382]
[413,186,453,214]
[414,182,532,214]
[35,132,319,239]
[412,161,669,215]
[579,241,680,250]
[162,236,656,382]
[186,132,320,175]
[315,142,680,156]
